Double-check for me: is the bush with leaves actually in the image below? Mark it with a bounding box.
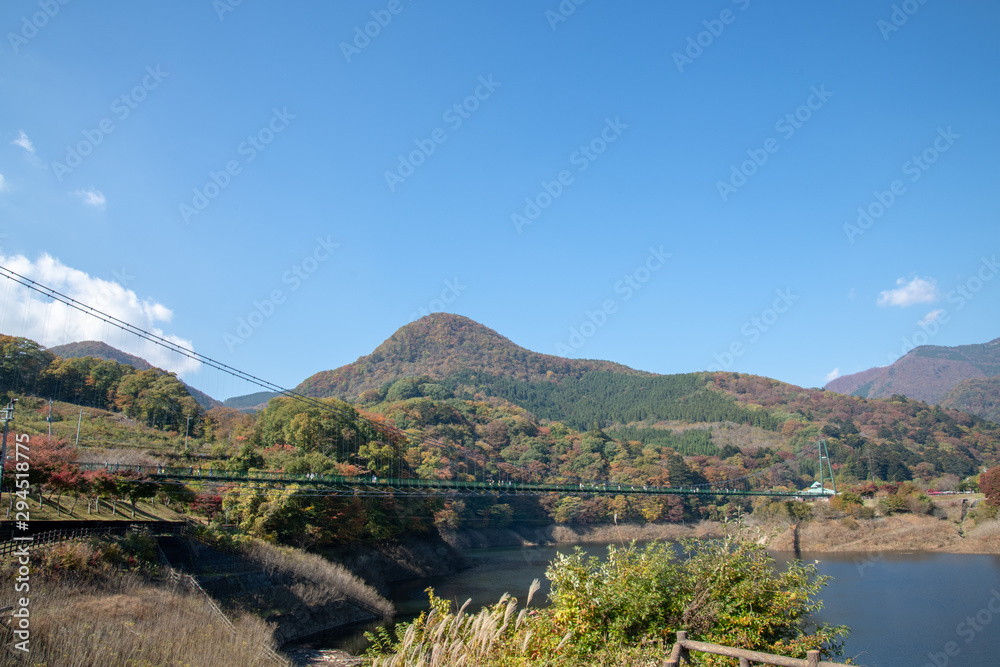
[877,493,908,516]
[981,465,1000,508]
[546,529,848,662]
[367,525,849,666]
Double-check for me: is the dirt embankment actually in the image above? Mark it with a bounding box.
[440,508,1000,557]
[438,522,723,550]
[764,500,1000,555]
[319,532,467,594]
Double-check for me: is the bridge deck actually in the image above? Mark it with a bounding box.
[78,464,817,498]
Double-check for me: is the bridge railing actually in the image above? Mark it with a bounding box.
[664,631,849,667]
[72,463,810,498]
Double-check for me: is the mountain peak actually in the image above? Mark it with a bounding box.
[295,313,648,399]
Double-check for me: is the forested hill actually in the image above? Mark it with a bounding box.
[295,313,649,400]
[1,334,203,432]
[438,370,781,433]
[942,377,1000,425]
[48,340,155,371]
[48,340,221,410]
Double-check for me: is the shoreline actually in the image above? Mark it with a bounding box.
[434,513,1000,556]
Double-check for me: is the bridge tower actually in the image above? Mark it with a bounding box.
[816,439,837,495]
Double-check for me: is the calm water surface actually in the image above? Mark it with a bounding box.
[326,543,1000,667]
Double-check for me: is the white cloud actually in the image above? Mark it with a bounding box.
[0,174,7,191]
[824,368,841,383]
[918,309,946,327]
[74,188,106,209]
[12,131,34,154]
[0,253,200,378]
[877,276,938,307]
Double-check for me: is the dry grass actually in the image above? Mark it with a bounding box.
[237,538,394,617]
[545,521,721,545]
[766,513,961,552]
[75,446,166,467]
[0,569,287,667]
[366,580,666,667]
[957,518,1000,554]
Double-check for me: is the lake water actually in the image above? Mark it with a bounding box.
[325,543,1000,667]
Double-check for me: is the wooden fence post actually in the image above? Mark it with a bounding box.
[807,650,820,667]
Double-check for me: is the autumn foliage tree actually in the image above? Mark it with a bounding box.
[46,464,86,516]
[3,435,75,508]
[981,465,1000,508]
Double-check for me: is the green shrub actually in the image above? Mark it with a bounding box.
[878,494,908,515]
[545,530,848,661]
[367,526,849,666]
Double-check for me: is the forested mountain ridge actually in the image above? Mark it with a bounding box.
[942,377,1000,424]
[48,340,221,410]
[709,371,999,479]
[295,313,649,400]
[1,334,204,432]
[824,338,1000,420]
[48,340,155,372]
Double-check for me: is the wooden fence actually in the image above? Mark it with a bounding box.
[0,522,186,557]
[665,631,850,667]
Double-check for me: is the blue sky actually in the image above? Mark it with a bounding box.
[1,0,998,399]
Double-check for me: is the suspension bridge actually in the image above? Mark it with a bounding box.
[1,263,839,502]
[72,441,837,499]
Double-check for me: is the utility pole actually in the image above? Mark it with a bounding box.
[76,408,83,446]
[184,415,191,451]
[47,399,52,437]
[0,399,17,506]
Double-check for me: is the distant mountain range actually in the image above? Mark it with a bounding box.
[221,391,280,411]
[824,338,1000,423]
